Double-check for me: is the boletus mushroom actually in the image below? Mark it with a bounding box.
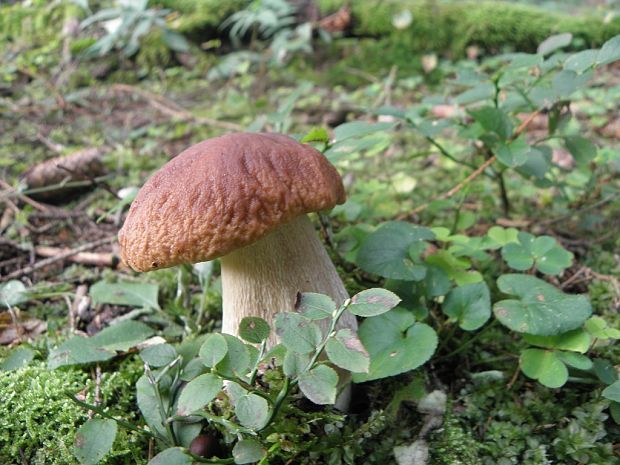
[118,132,357,346]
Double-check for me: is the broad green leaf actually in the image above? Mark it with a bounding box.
[90,281,160,309]
[494,274,591,335]
[354,308,437,383]
[238,317,270,344]
[176,374,222,416]
[524,329,591,353]
[611,402,620,425]
[74,418,117,465]
[487,226,519,246]
[161,29,190,53]
[496,137,529,167]
[215,335,250,377]
[442,282,491,331]
[357,221,434,280]
[333,121,396,142]
[455,83,494,104]
[520,349,568,388]
[423,265,452,298]
[140,344,177,367]
[283,351,310,378]
[564,136,597,165]
[0,280,28,307]
[501,243,533,270]
[235,394,269,430]
[91,320,155,352]
[148,447,192,465]
[348,288,401,317]
[0,347,35,370]
[199,333,228,367]
[593,359,618,385]
[564,49,598,73]
[325,328,369,373]
[48,337,114,369]
[555,352,592,370]
[596,35,620,66]
[274,312,322,354]
[233,439,266,464]
[298,365,338,405]
[301,127,329,144]
[469,107,512,140]
[537,33,572,55]
[602,380,620,402]
[295,292,336,320]
[517,146,553,179]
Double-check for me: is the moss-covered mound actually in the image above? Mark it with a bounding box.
[0,359,147,465]
[318,0,620,55]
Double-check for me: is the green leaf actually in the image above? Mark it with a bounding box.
[233,439,266,464]
[298,365,338,405]
[455,83,494,104]
[523,329,591,353]
[584,316,620,340]
[469,107,513,140]
[140,344,177,367]
[494,274,592,335]
[487,226,519,246]
[274,312,322,354]
[161,29,190,53]
[610,402,620,425]
[148,447,192,465]
[136,374,168,438]
[0,280,28,307]
[235,394,269,430]
[301,127,329,144]
[348,288,401,317]
[537,33,572,55]
[325,328,369,373]
[74,418,117,465]
[496,137,530,167]
[295,292,336,320]
[423,265,452,298]
[283,351,309,378]
[555,352,592,370]
[596,35,620,66]
[564,136,597,165]
[357,221,434,280]
[564,49,598,73]
[442,282,491,331]
[602,380,620,403]
[333,121,396,142]
[48,336,114,369]
[0,346,35,370]
[91,320,155,352]
[593,359,618,385]
[354,308,437,383]
[199,333,228,367]
[520,349,568,388]
[176,373,222,416]
[238,317,270,344]
[215,335,251,377]
[501,232,573,275]
[90,281,160,309]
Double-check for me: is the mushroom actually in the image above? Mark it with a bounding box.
[118,132,358,346]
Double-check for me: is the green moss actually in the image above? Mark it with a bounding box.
[429,414,481,465]
[0,358,147,465]
[318,0,620,56]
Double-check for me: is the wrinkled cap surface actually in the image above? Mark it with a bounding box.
[118,132,345,271]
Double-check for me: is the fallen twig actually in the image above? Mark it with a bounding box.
[112,83,243,131]
[1,236,116,281]
[34,245,119,268]
[0,179,50,213]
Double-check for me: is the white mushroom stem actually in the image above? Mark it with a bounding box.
[220,215,358,346]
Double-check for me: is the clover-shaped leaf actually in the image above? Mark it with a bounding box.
[442,282,491,331]
[275,312,322,354]
[356,221,434,281]
[353,308,437,382]
[326,328,370,373]
[298,365,338,405]
[238,317,270,344]
[523,328,591,353]
[295,292,336,320]
[520,349,568,388]
[493,274,591,335]
[501,232,573,275]
[349,288,401,317]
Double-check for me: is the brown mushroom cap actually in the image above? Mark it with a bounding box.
[118,132,345,272]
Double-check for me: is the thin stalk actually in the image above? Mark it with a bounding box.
[145,364,177,445]
[65,393,160,440]
[497,170,511,217]
[249,340,268,385]
[435,320,499,362]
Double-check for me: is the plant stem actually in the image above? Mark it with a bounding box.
[497,170,511,217]
[145,364,177,445]
[435,320,499,362]
[65,392,160,440]
[249,340,268,386]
